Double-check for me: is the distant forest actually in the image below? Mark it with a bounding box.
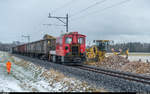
[0,41,21,52]
[0,41,150,52]
[107,42,150,52]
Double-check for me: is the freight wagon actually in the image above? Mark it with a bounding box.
[25,38,56,59]
[12,32,86,64]
[12,35,56,60]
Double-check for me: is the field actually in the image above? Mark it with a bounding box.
[106,52,150,62]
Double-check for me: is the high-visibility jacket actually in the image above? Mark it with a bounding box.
[6,61,11,73]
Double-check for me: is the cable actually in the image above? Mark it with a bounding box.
[71,0,132,21]
[51,0,77,14]
[70,0,107,17]
[43,24,66,27]
[31,17,48,35]
[31,0,74,34]
[29,1,77,40]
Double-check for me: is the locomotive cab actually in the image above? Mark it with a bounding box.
[52,32,86,64]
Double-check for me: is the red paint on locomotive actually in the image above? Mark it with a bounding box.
[56,32,86,57]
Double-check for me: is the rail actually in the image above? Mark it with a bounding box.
[75,65,150,85]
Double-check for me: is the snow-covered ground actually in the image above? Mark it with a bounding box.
[106,53,150,62]
[0,51,104,92]
[128,56,150,62]
[128,53,150,62]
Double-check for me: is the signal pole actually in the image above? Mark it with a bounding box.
[22,35,30,43]
[48,13,69,32]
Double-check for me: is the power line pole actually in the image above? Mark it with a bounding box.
[22,35,30,43]
[48,13,69,32]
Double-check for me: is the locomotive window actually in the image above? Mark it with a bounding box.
[78,37,84,44]
[96,42,107,50]
[65,37,72,44]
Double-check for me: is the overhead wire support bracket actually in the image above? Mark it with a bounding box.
[48,13,69,32]
[43,24,66,26]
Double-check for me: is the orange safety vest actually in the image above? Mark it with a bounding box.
[6,61,11,74]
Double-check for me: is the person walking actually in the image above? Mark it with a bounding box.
[6,61,11,74]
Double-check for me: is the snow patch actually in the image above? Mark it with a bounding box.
[0,51,100,92]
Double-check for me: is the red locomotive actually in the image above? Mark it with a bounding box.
[12,32,86,64]
[50,32,86,64]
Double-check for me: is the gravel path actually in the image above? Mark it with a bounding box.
[11,53,150,92]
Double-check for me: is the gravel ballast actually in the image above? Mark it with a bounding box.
[11,53,150,92]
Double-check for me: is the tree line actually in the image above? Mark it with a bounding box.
[107,42,150,52]
[0,41,150,52]
[0,41,22,52]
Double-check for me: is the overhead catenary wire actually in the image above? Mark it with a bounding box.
[71,0,132,21]
[70,0,107,17]
[52,0,97,15]
[32,0,131,35]
[30,17,48,36]
[34,0,79,34]
[34,0,105,33]
[43,24,66,27]
[51,0,77,14]
[31,0,76,34]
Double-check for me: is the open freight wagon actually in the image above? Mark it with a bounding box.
[12,35,56,60]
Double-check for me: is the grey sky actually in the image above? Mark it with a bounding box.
[0,0,150,43]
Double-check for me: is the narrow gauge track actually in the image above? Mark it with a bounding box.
[74,65,150,85]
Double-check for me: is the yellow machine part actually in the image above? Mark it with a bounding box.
[86,46,106,62]
[111,48,129,59]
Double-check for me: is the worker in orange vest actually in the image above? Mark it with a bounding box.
[6,61,11,74]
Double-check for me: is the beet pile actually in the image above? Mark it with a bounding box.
[86,55,150,75]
